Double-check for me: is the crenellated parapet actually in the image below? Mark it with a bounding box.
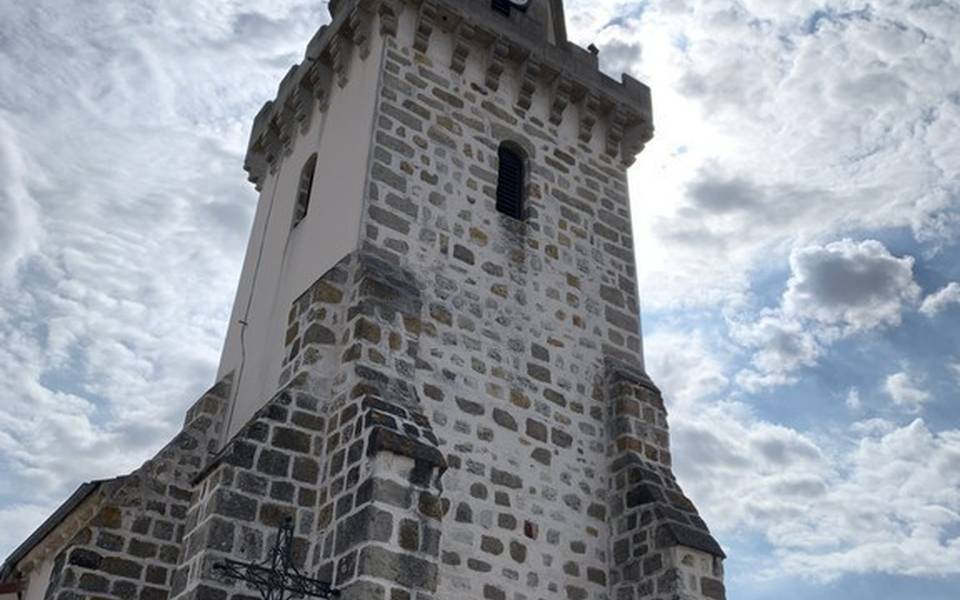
[243,0,654,189]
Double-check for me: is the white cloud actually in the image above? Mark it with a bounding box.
[774,419,960,579]
[0,0,330,556]
[951,361,960,385]
[845,387,862,410]
[0,504,55,560]
[692,405,960,580]
[644,329,731,408]
[849,418,894,437]
[885,371,932,412]
[734,239,919,391]
[569,0,960,310]
[732,314,823,392]
[920,282,960,317]
[783,240,920,332]
[0,115,41,281]
[649,333,960,581]
[571,0,960,586]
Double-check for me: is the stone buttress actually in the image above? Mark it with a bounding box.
[171,254,447,600]
[605,360,725,600]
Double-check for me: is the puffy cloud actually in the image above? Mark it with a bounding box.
[734,240,919,391]
[885,371,932,412]
[920,282,960,317]
[783,240,920,331]
[597,40,643,78]
[0,0,956,591]
[733,322,822,392]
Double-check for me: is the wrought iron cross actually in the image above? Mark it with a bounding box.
[213,517,339,600]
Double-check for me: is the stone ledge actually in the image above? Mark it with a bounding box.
[366,426,447,470]
[604,355,660,394]
[657,522,726,560]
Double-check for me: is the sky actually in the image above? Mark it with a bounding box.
[0,1,958,599]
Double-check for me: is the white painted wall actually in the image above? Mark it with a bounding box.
[3,556,56,600]
[216,2,642,442]
[22,558,54,600]
[217,34,387,440]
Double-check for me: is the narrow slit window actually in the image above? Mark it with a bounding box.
[496,144,525,220]
[293,154,317,228]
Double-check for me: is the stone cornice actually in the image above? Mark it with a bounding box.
[244,0,654,188]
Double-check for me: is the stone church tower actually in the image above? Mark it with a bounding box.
[1,2,725,600]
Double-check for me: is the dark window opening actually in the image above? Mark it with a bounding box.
[491,0,512,17]
[496,143,526,220]
[293,154,317,228]
[491,0,529,16]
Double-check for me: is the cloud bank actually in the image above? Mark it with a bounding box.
[0,0,328,552]
[647,332,960,582]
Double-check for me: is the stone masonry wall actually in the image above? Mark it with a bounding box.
[299,11,630,600]
[605,361,725,600]
[351,7,725,600]
[40,377,232,600]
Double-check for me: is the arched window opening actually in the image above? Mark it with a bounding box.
[293,154,317,228]
[496,143,526,220]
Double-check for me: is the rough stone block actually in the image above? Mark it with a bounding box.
[357,546,438,591]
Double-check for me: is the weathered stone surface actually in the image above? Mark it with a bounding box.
[358,546,438,591]
[526,419,547,442]
[256,449,290,477]
[701,577,725,600]
[69,548,103,570]
[336,506,393,554]
[399,519,420,552]
[303,323,336,345]
[492,408,517,431]
[101,557,143,580]
[491,469,522,490]
[271,427,311,453]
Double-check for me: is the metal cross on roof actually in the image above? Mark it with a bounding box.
[213,517,339,600]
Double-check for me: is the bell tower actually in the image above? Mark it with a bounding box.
[2,3,726,600]
[204,1,726,599]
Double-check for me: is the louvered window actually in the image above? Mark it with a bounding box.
[496,144,525,220]
[293,154,317,228]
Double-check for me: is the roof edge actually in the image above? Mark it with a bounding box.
[0,479,114,583]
